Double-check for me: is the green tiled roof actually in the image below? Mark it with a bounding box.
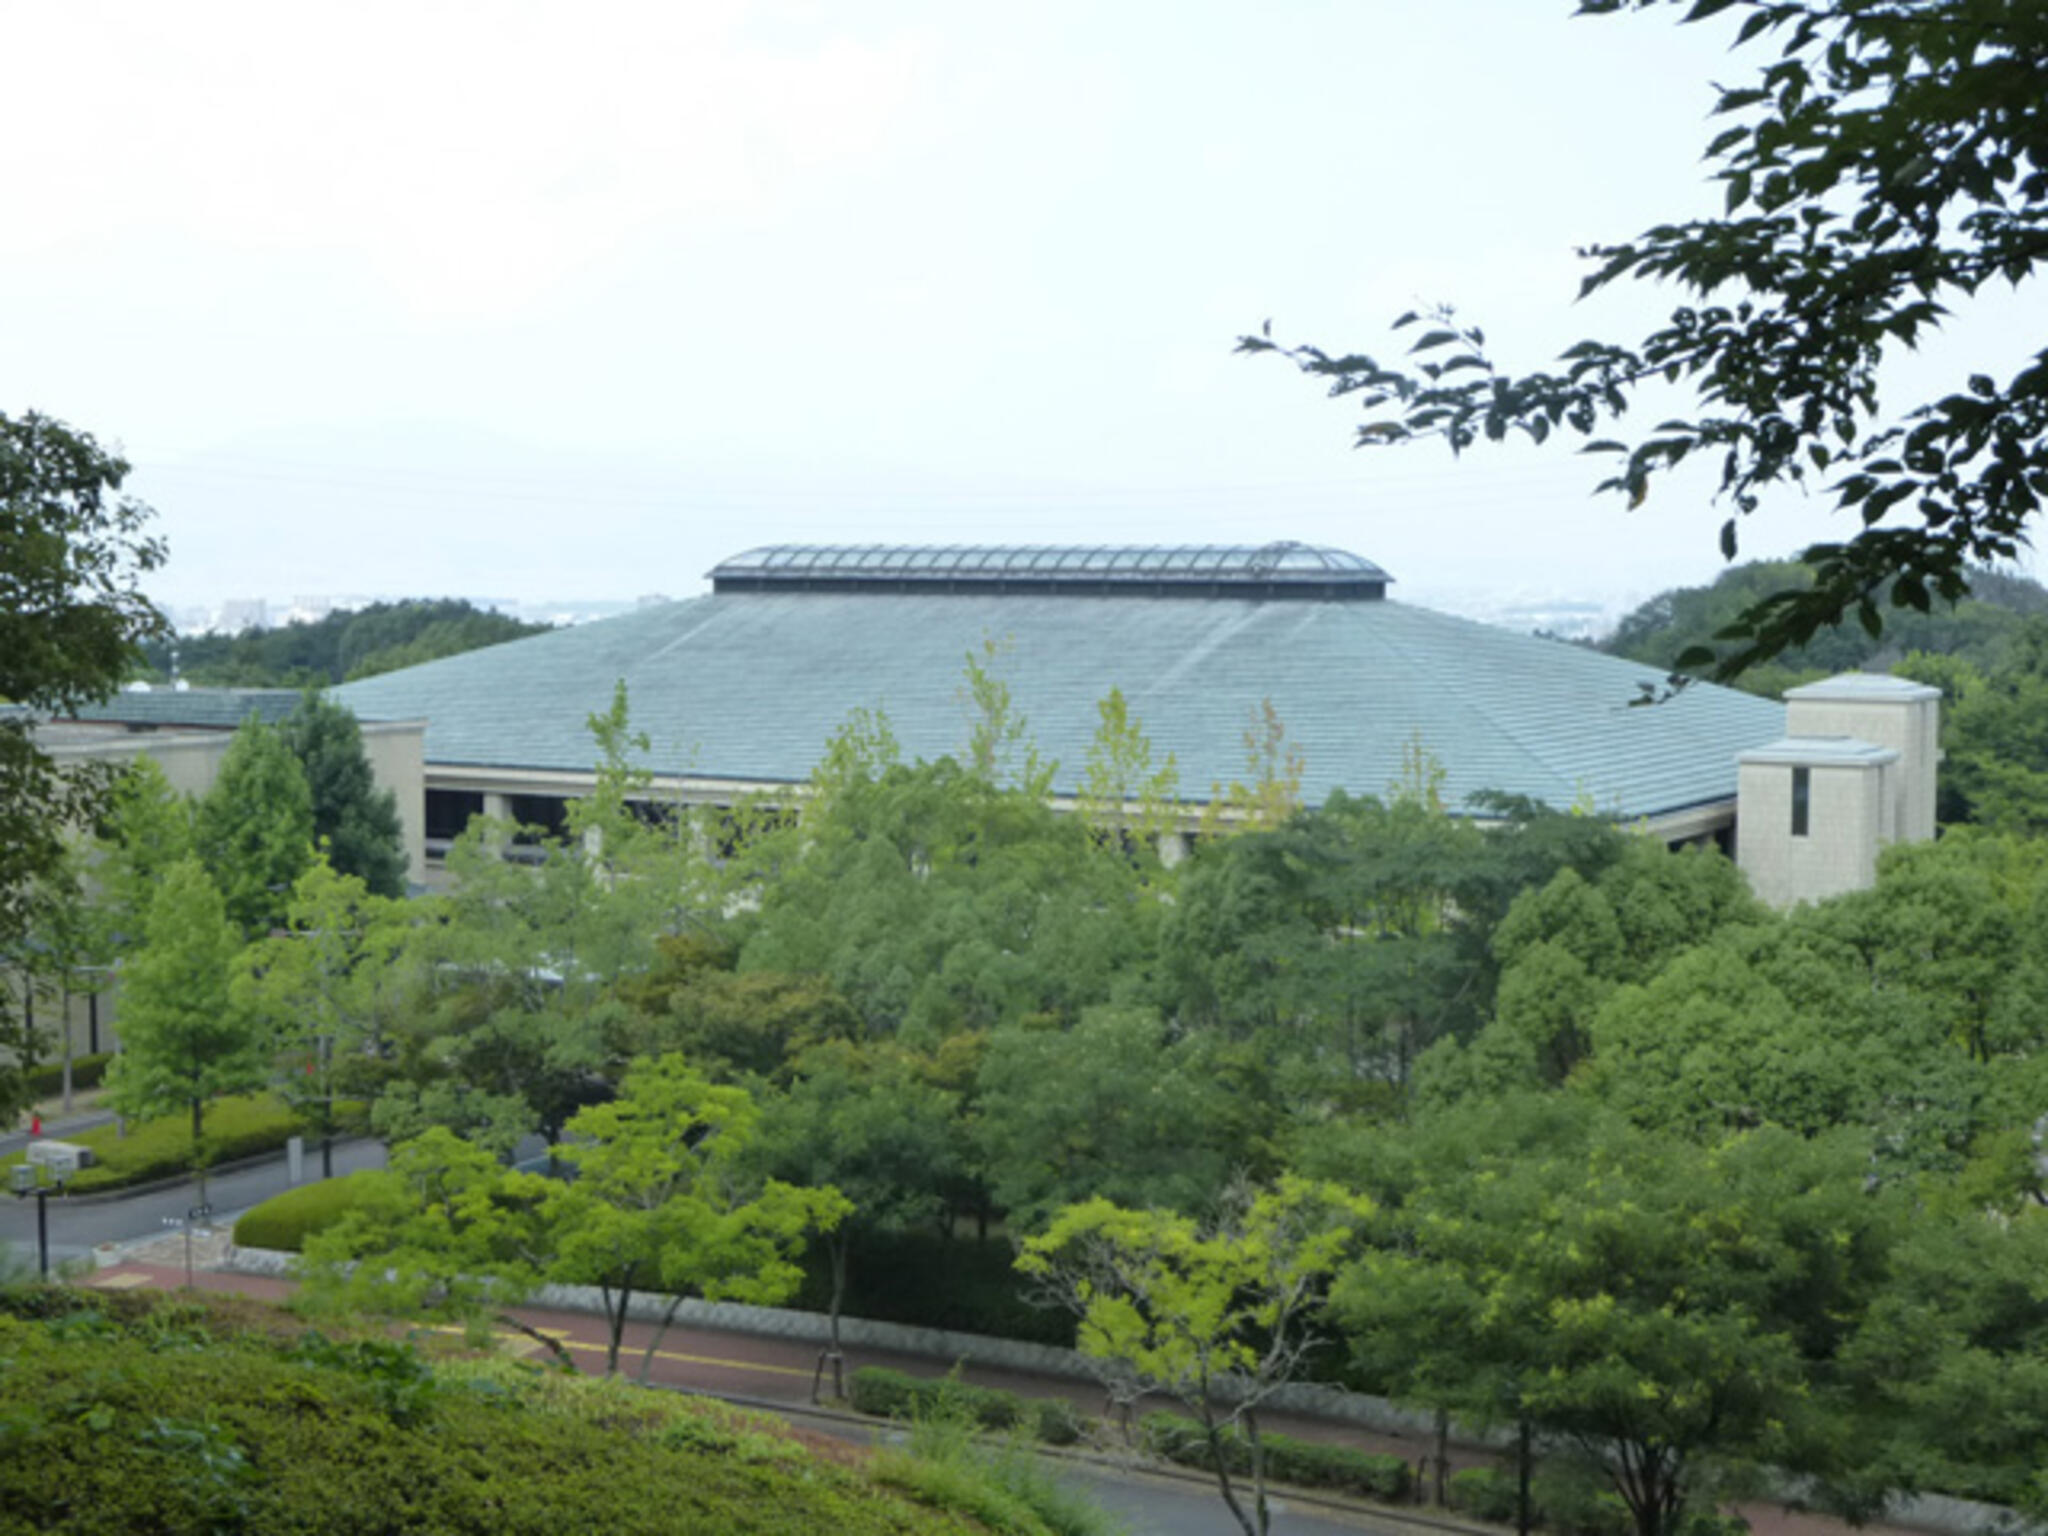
[334,571,1787,820]
[58,688,303,729]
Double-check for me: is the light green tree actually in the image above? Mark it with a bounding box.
[959,637,1053,795]
[91,755,193,956]
[104,856,263,1150]
[194,716,315,935]
[234,854,410,1177]
[298,1125,567,1364]
[1018,1176,1374,1536]
[1200,699,1303,838]
[1080,685,1180,855]
[545,1053,850,1380]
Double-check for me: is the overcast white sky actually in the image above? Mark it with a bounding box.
[7,1,2041,622]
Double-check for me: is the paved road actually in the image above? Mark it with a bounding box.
[0,1138,386,1271]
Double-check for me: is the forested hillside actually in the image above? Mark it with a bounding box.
[141,599,547,686]
[1599,560,2048,698]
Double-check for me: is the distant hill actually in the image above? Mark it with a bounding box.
[142,599,550,687]
[1599,560,2048,696]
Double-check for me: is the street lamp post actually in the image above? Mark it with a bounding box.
[10,1163,70,1278]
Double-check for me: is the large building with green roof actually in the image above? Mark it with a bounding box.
[329,541,1810,872]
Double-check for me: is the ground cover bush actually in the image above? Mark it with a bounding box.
[850,1366,1083,1446]
[1141,1412,1411,1503]
[0,1093,303,1193]
[873,1403,1120,1536]
[231,1170,379,1250]
[0,1284,1072,1536]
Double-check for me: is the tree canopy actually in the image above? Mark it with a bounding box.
[142,597,546,687]
[1245,2,2048,680]
[281,692,407,896]
[1,410,165,959]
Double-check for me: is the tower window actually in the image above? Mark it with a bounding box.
[1791,767,1810,838]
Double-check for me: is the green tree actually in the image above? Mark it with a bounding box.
[298,1125,566,1364]
[751,1040,961,1396]
[1,410,166,960]
[1018,1177,1374,1536]
[1199,699,1303,836]
[543,1054,849,1380]
[193,716,315,935]
[959,637,1053,794]
[281,692,406,897]
[142,597,545,686]
[1080,685,1181,855]
[739,737,1151,1043]
[104,856,263,1148]
[1845,1204,2048,1517]
[234,855,410,1177]
[1335,1117,1904,1536]
[91,756,194,955]
[976,1007,1241,1227]
[1245,3,2048,680]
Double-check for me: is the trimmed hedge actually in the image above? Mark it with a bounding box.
[22,1052,114,1099]
[849,1366,1084,1446]
[1142,1412,1411,1503]
[1,1093,303,1193]
[232,1170,381,1250]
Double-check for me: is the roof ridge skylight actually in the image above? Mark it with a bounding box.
[709,542,1391,601]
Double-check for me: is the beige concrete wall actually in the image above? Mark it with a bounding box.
[359,719,429,887]
[1738,757,1889,908]
[1784,679,1940,844]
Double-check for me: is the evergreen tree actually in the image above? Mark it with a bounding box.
[282,692,407,896]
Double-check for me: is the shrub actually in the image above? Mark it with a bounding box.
[22,1052,114,1099]
[1452,1466,1524,1523]
[0,1093,304,1193]
[1142,1413,1410,1502]
[849,1366,1084,1447]
[232,1172,378,1251]
[1533,1466,1634,1536]
[0,1290,1053,1536]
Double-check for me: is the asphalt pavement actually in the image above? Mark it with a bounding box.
[0,1136,386,1272]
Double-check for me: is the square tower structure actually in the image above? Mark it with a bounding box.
[1736,673,1941,907]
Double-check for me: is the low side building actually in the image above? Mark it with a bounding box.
[1735,673,1942,908]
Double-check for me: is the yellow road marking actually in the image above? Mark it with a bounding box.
[92,1272,150,1290]
[426,1323,813,1379]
